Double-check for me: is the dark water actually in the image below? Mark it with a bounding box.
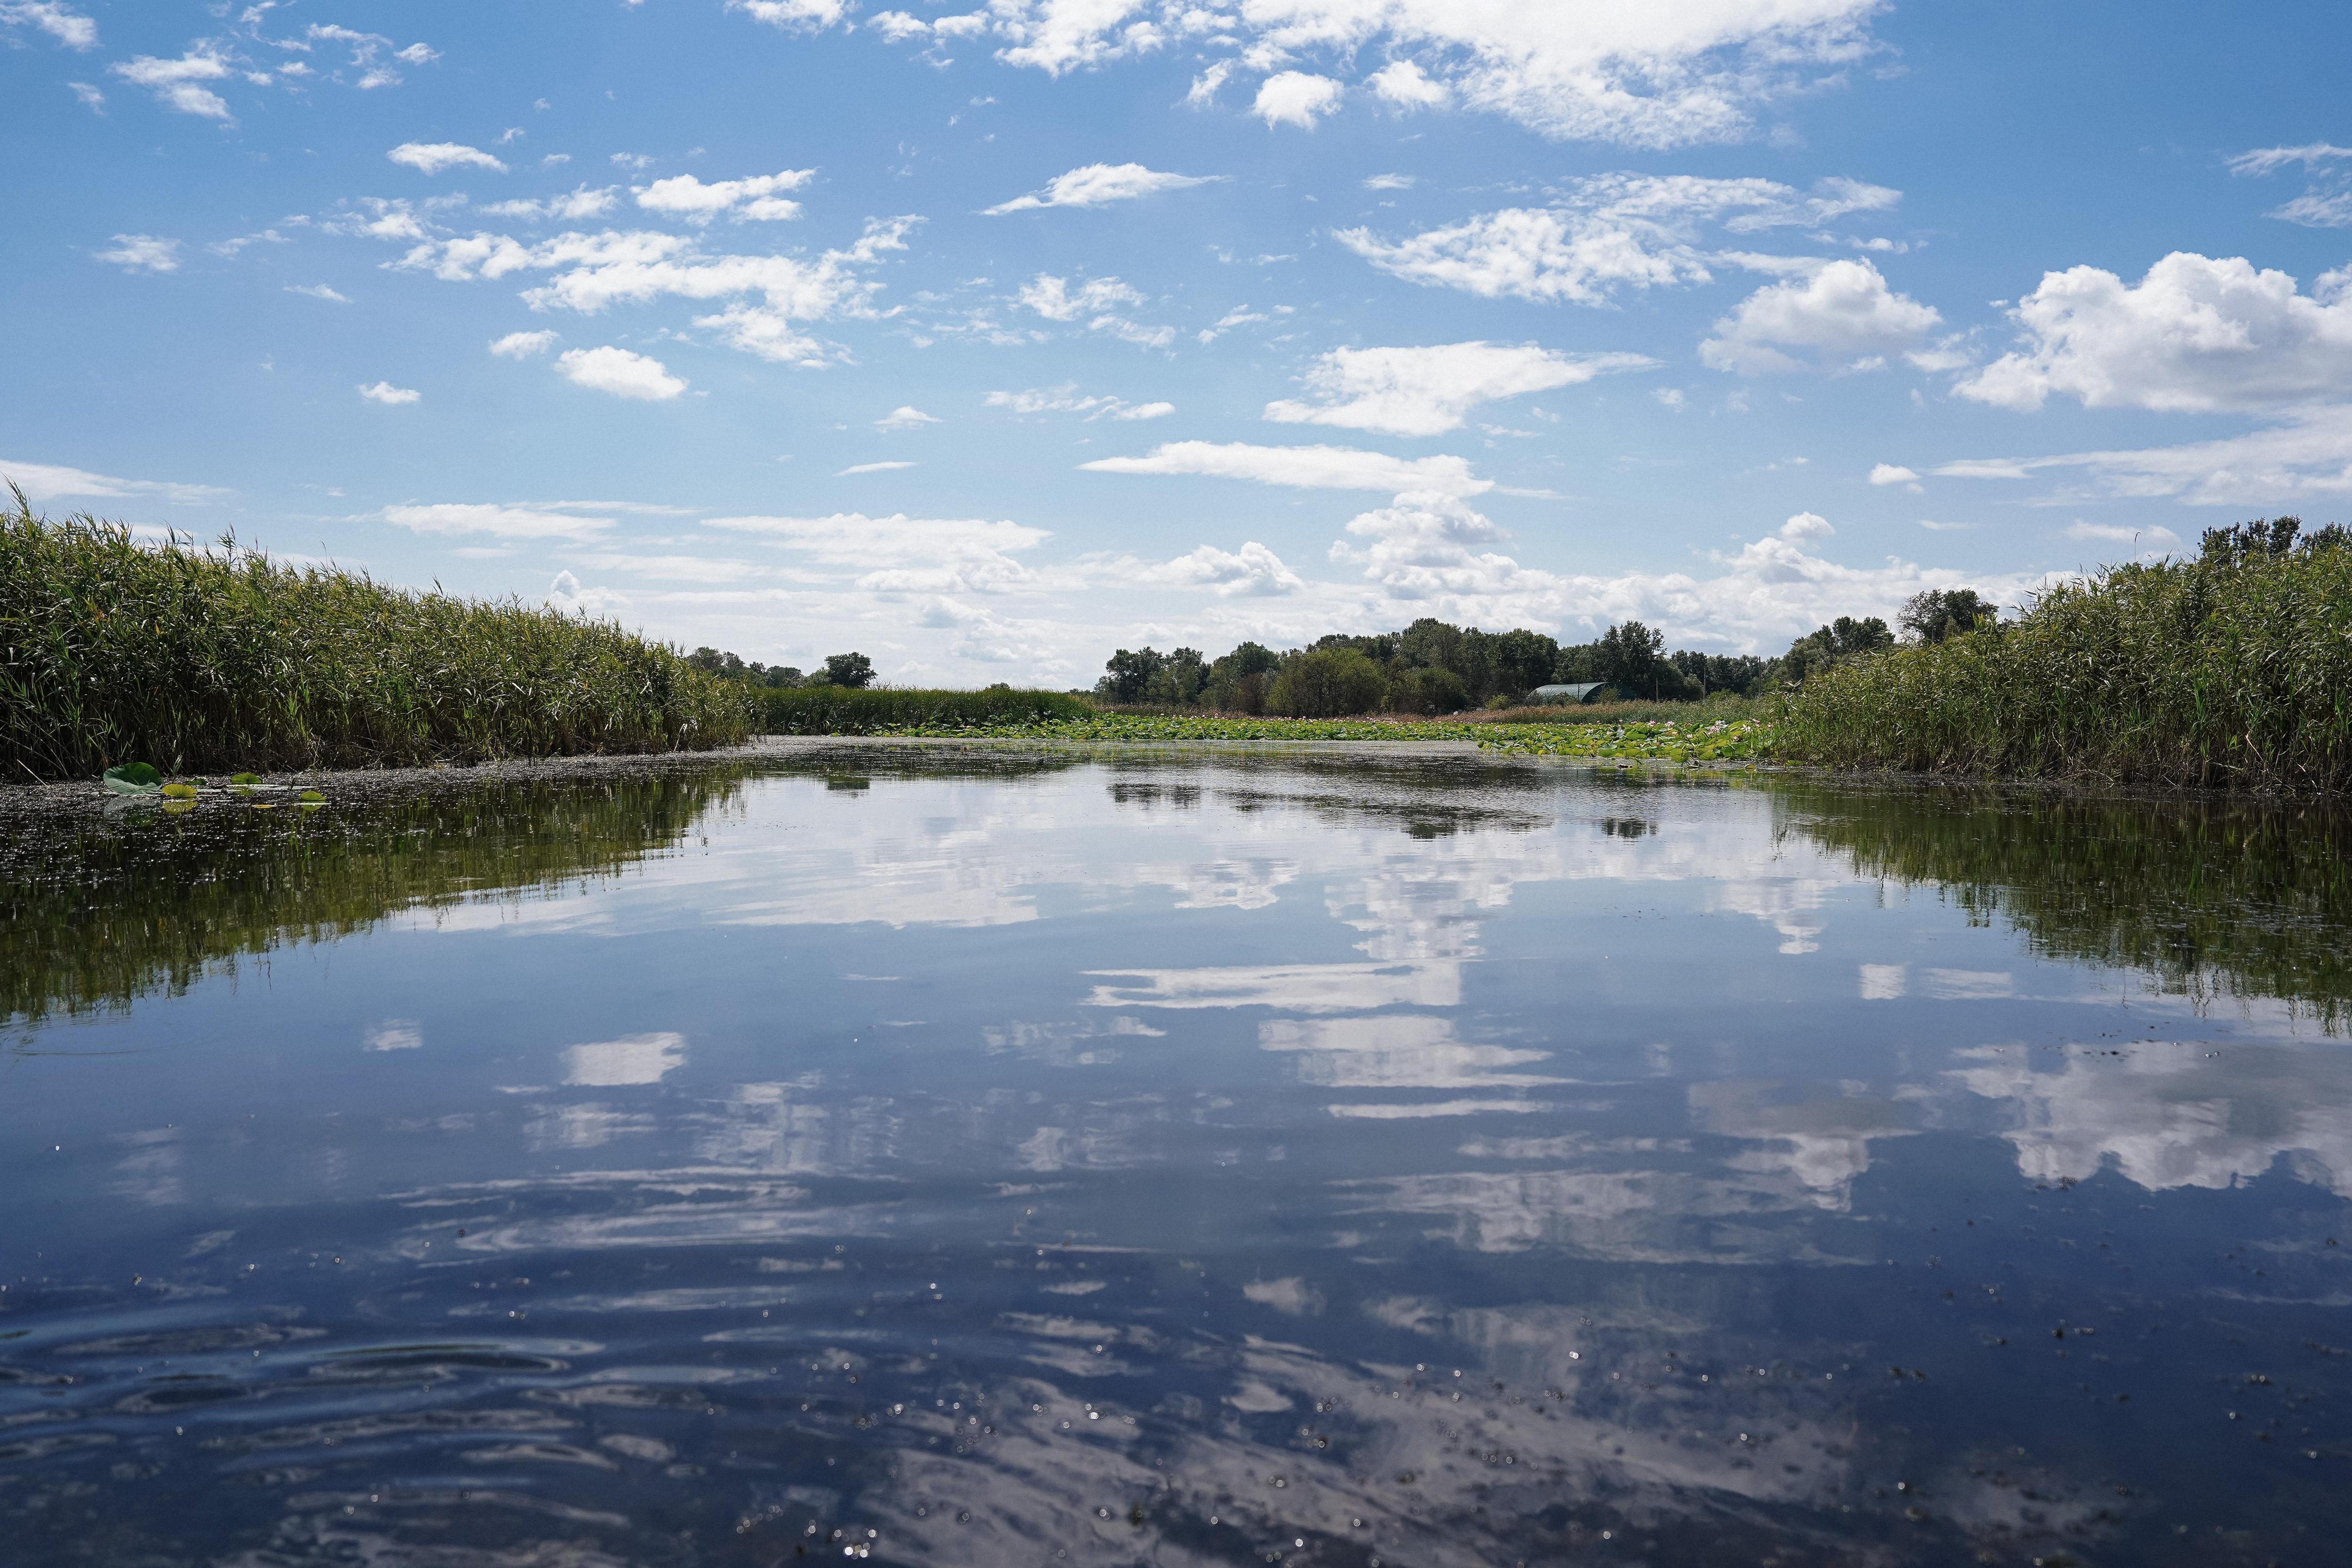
[4,749,2349,1567]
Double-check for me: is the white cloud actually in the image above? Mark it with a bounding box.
[838,460,917,475]
[286,283,349,302]
[1932,404,2352,507]
[385,216,916,367]
[1956,251,2352,413]
[729,0,852,30]
[357,381,421,405]
[489,329,559,358]
[546,569,630,616]
[67,80,104,110]
[1016,272,1169,348]
[886,0,1883,148]
[1264,341,1655,437]
[1081,440,1490,498]
[556,345,687,400]
[93,234,181,273]
[1336,174,1899,305]
[1146,541,1305,597]
[1867,463,1918,486]
[1700,258,1941,374]
[2229,143,2352,228]
[635,168,814,223]
[1362,173,1416,191]
[1018,273,1145,321]
[109,45,233,119]
[2,2,95,49]
[1366,60,1447,109]
[706,511,1049,594]
[382,503,612,540]
[985,386,1168,421]
[0,458,227,505]
[985,162,1222,214]
[1184,60,1232,108]
[874,405,938,430]
[1254,71,1344,129]
[476,185,620,222]
[2063,520,2179,547]
[388,141,507,175]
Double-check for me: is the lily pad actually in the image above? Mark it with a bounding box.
[160,782,199,800]
[103,763,162,795]
[230,772,262,785]
[299,789,326,803]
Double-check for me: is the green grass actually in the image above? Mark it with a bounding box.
[762,685,1094,734]
[857,710,1777,761]
[1777,540,2352,792]
[0,495,757,780]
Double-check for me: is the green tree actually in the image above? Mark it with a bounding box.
[821,651,875,688]
[1899,588,1999,645]
[1096,647,1165,704]
[1596,620,1668,698]
[1267,646,1390,716]
[1389,665,1470,715]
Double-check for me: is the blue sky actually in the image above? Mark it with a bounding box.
[7,0,2352,684]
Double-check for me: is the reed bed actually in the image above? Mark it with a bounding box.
[1778,541,2352,792]
[763,685,1094,733]
[0,495,755,780]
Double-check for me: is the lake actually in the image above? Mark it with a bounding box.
[4,746,2348,1566]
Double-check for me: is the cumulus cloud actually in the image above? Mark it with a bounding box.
[1955,251,2352,413]
[985,162,1222,214]
[1362,173,1416,191]
[556,345,687,400]
[1337,173,1901,305]
[1,2,95,49]
[705,512,1050,595]
[109,45,233,118]
[1264,341,1655,436]
[1081,440,1490,498]
[1699,258,1941,374]
[0,458,227,505]
[489,329,559,357]
[1254,72,1344,129]
[874,405,938,430]
[857,0,1885,148]
[357,381,421,405]
[635,168,813,223]
[286,283,349,302]
[388,141,507,175]
[1145,541,1305,597]
[93,234,181,273]
[381,503,612,540]
[1868,463,1919,486]
[381,215,917,367]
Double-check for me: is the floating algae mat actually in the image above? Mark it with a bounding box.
[3,747,2350,1565]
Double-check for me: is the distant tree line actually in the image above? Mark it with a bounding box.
[1097,599,2006,717]
[688,648,874,689]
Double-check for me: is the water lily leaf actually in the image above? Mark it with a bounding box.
[160,782,199,799]
[230,772,262,784]
[299,790,326,803]
[103,763,162,795]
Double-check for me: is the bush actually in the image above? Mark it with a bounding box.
[1777,521,2352,791]
[1391,665,1470,715]
[0,495,755,780]
[762,685,1094,733]
[1267,647,1390,717]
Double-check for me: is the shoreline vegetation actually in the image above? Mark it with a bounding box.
[2,493,755,782]
[8,495,2345,792]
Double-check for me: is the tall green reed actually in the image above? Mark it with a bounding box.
[0,492,756,780]
[1777,539,2352,792]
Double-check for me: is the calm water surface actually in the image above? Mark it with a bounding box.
[4,748,2349,1566]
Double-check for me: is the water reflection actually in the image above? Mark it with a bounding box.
[2,748,2349,1565]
